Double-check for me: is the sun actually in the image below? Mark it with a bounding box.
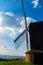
[0,17,2,25]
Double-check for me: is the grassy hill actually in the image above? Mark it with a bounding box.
[0,60,34,65]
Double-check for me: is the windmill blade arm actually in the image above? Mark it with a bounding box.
[14,29,26,42]
[14,29,27,49]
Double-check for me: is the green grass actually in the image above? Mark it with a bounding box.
[0,60,34,65]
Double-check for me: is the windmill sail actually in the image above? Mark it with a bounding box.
[14,0,29,50]
[21,0,29,51]
[14,29,27,49]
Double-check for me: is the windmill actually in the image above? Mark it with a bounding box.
[14,0,43,64]
[14,0,30,51]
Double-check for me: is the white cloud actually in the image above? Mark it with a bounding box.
[0,38,25,56]
[0,46,14,55]
[0,12,36,38]
[19,17,36,33]
[7,29,15,38]
[5,27,16,38]
[0,46,25,56]
[0,12,37,55]
[6,12,14,17]
[0,27,5,33]
[0,12,21,38]
[0,12,20,27]
[0,26,16,38]
[31,0,39,8]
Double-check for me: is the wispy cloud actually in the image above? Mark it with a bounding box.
[20,17,36,30]
[0,12,20,27]
[0,12,36,38]
[0,46,25,56]
[0,12,21,38]
[31,0,39,8]
[0,12,36,55]
[0,12,36,39]
[6,12,14,17]
[0,39,25,56]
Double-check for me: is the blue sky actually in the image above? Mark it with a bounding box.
[0,0,43,56]
[0,0,43,21]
